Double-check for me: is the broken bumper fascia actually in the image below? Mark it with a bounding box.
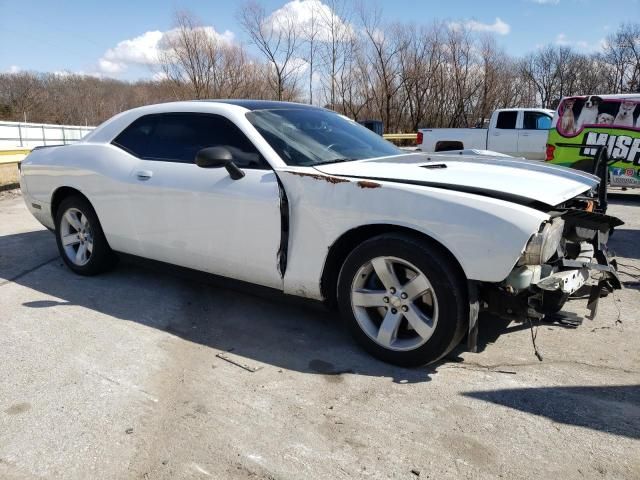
[517,209,623,320]
[536,248,620,319]
[536,267,590,295]
[467,209,624,352]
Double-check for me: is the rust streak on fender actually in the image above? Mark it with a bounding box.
[288,171,350,184]
[357,180,381,189]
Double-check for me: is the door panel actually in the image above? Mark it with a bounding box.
[488,131,518,156]
[518,111,552,160]
[127,160,283,290]
[489,111,518,156]
[517,130,548,160]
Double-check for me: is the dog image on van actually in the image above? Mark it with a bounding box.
[596,113,615,125]
[576,95,602,130]
[614,100,636,127]
[560,98,576,134]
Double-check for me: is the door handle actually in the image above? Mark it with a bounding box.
[136,170,153,181]
[521,133,531,137]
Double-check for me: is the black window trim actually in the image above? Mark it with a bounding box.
[111,111,270,170]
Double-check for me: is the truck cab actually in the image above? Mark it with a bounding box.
[417,108,554,160]
[489,109,553,159]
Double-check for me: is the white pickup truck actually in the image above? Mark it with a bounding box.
[417,108,554,160]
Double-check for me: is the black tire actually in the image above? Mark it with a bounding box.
[337,233,468,367]
[54,195,117,275]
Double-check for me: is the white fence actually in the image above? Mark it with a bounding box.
[0,121,95,149]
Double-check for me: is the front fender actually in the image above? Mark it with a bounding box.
[277,169,548,300]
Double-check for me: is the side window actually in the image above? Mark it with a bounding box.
[495,111,518,129]
[523,112,552,130]
[113,113,266,169]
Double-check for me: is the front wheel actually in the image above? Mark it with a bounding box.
[337,233,468,367]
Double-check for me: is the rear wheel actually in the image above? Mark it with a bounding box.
[337,233,467,366]
[55,195,116,275]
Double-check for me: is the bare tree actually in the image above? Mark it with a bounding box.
[520,46,560,108]
[0,72,44,122]
[2,11,638,133]
[336,33,373,121]
[304,1,320,104]
[158,12,223,99]
[603,23,640,92]
[238,1,301,100]
[318,0,351,108]
[358,5,408,131]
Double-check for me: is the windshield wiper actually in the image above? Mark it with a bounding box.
[314,158,356,165]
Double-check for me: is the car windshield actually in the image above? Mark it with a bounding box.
[245,108,402,166]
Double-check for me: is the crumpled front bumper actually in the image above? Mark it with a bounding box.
[499,208,623,321]
[534,237,621,319]
[468,174,623,352]
[531,209,623,318]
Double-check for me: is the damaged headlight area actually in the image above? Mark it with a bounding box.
[518,217,565,266]
[477,207,623,332]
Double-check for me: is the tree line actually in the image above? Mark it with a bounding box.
[1,1,638,133]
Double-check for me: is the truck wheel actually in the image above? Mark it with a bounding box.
[337,233,468,366]
[55,195,117,276]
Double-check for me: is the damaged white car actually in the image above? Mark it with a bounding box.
[19,101,622,366]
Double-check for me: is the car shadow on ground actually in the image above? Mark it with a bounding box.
[0,225,637,388]
[608,190,640,205]
[0,229,536,385]
[463,385,640,440]
[1,230,441,384]
[611,229,640,261]
[3,229,640,438]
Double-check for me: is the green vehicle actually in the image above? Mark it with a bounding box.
[546,94,640,188]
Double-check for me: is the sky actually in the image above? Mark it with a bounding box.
[0,0,638,81]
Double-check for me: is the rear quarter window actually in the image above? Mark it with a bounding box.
[112,116,155,157]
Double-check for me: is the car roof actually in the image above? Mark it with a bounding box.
[561,93,640,100]
[494,108,554,114]
[82,99,330,144]
[202,99,326,111]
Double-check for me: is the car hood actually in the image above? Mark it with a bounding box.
[313,153,599,207]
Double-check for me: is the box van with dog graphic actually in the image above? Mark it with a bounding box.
[546,94,640,188]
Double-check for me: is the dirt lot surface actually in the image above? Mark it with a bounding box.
[1,188,638,480]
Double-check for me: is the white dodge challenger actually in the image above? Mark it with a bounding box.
[19,100,622,366]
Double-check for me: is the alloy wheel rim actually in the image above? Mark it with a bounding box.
[60,208,93,266]
[350,256,439,352]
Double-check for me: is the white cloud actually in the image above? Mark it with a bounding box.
[52,69,106,78]
[152,71,169,81]
[370,28,385,44]
[267,0,354,41]
[7,65,21,73]
[449,17,511,36]
[159,26,235,51]
[555,33,605,51]
[101,30,164,71]
[530,0,560,4]
[284,56,309,75]
[98,58,126,74]
[97,27,235,75]
[52,70,75,77]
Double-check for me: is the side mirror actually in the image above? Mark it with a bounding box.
[195,146,245,180]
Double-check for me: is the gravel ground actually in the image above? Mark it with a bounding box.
[0,188,638,480]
